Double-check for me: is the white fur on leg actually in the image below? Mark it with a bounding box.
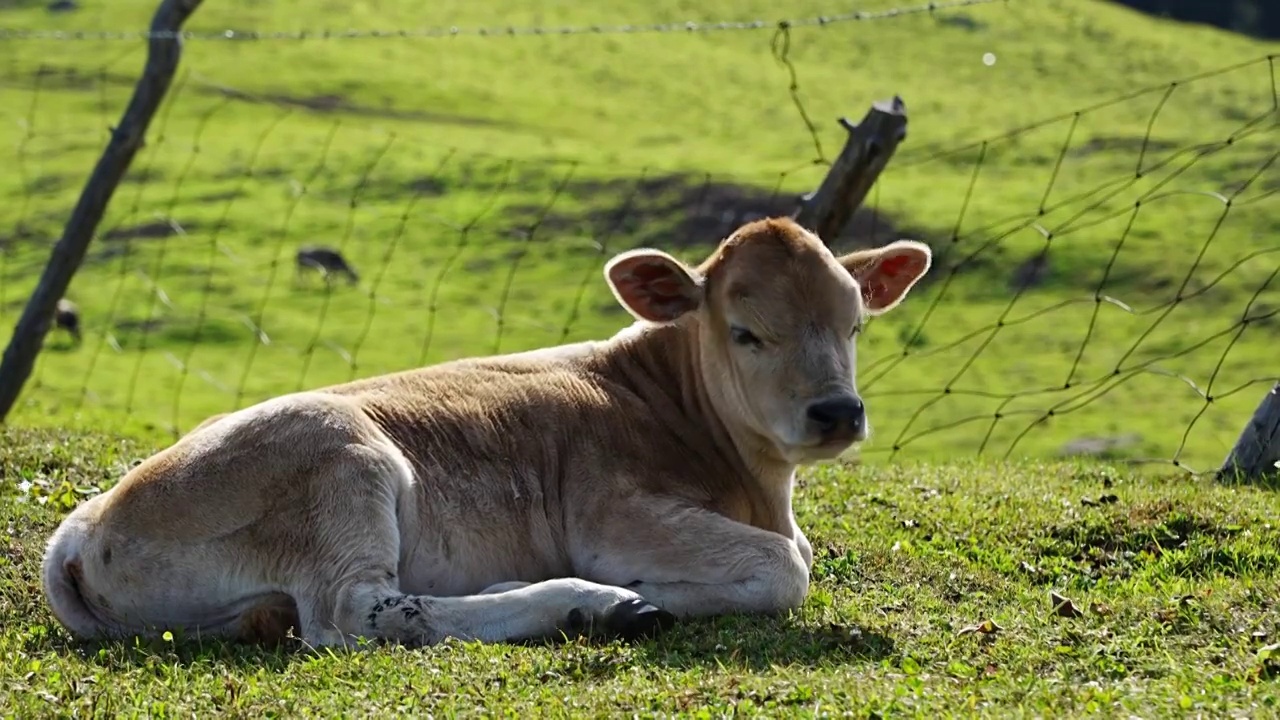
[335,578,652,645]
[477,581,533,595]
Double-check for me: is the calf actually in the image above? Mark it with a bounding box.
[41,217,932,648]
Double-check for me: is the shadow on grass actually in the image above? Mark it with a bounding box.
[26,632,309,673]
[637,614,895,671]
[32,612,893,673]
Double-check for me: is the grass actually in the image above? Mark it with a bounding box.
[3,426,1280,716]
[0,0,1273,469]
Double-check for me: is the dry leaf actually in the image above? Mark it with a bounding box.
[1050,591,1085,618]
[956,619,1003,637]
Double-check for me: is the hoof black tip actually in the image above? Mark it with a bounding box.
[606,598,677,641]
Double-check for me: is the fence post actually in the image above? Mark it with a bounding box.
[793,95,908,242]
[1218,381,1280,482]
[0,0,205,423]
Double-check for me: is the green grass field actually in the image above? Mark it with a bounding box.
[0,0,1279,715]
[0,0,1274,468]
[2,427,1279,716]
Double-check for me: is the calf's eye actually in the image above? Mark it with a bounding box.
[730,326,763,348]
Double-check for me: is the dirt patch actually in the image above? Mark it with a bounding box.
[500,172,940,256]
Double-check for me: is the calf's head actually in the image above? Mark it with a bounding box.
[605,217,932,464]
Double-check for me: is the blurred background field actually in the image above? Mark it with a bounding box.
[0,0,1276,472]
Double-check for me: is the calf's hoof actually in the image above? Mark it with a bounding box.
[562,594,677,642]
[603,597,677,641]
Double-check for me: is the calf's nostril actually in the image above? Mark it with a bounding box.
[806,404,837,432]
[807,396,866,435]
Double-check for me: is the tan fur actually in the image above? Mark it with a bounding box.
[41,217,932,648]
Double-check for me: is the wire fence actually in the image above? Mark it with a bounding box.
[0,0,1006,41]
[0,1,1277,475]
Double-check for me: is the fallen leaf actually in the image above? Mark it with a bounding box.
[1050,591,1085,618]
[956,619,1003,636]
[823,623,866,648]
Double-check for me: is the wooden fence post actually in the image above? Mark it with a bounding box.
[0,0,205,423]
[793,95,908,242]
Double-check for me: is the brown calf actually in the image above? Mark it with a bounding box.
[41,217,932,647]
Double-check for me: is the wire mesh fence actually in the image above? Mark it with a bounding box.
[0,0,1276,474]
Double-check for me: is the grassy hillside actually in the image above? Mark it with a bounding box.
[2,427,1279,715]
[0,0,1276,471]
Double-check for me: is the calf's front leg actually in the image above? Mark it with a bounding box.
[790,514,814,571]
[575,500,810,618]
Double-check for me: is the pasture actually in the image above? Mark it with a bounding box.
[1,0,1279,715]
[3,428,1280,715]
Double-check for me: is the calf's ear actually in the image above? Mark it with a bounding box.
[838,240,933,315]
[604,249,704,323]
